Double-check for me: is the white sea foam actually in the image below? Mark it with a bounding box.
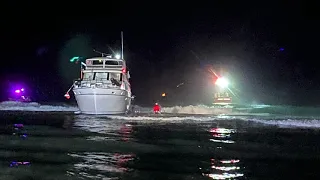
[2,101,320,129]
[247,118,320,128]
[0,101,78,112]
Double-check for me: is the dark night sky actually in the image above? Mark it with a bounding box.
[0,1,318,106]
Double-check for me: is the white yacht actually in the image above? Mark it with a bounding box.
[72,55,132,114]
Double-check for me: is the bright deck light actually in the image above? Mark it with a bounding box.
[215,77,229,88]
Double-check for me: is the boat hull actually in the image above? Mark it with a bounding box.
[73,88,131,114]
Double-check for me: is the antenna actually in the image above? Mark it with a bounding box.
[93,49,111,57]
[121,31,124,59]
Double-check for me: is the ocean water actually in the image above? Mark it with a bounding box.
[1,102,320,179]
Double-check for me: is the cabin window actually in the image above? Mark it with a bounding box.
[109,72,121,81]
[105,61,119,65]
[83,72,122,81]
[95,72,108,81]
[83,72,94,80]
[92,60,103,65]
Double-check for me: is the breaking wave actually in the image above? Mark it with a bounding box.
[73,114,320,129]
[107,116,320,129]
[161,105,232,115]
[104,115,231,121]
[0,101,78,112]
[1,100,320,117]
[160,104,320,116]
[247,118,320,129]
[1,101,320,129]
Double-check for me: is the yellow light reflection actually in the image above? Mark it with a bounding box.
[211,166,240,171]
[202,159,244,179]
[202,126,244,179]
[209,139,235,144]
[205,173,244,179]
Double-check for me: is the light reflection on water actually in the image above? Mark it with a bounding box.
[68,152,135,179]
[69,115,136,179]
[202,127,245,179]
[204,159,244,179]
[209,127,236,144]
[1,112,320,179]
[73,115,247,179]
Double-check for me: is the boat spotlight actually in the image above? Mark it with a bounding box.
[215,77,229,88]
[115,54,121,59]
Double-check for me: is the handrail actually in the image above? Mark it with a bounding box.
[73,78,122,88]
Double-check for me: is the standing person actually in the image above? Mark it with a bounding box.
[153,102,161,114]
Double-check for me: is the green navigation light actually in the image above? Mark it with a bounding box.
[70,56,80,62]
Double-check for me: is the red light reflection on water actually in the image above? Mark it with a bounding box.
[209,127,235,144]
[209,128,235,134]
[114,153,135,171]
[119,124,133,141]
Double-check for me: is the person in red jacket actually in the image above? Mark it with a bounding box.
[153,103,161,114]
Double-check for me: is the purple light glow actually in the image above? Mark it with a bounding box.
[10,161,30,167]
[15,90,21,94]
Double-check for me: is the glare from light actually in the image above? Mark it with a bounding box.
[215,77,229,88]
[115,54,121,59]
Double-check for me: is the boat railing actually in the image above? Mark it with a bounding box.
[74,78,121,89]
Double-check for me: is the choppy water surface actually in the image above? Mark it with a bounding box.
[1,111,320,179]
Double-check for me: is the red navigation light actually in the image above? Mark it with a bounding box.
[122,68,126,73]
[64,93,70,99]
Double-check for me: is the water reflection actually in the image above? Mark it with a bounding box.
[9,123,30,168]
[74,115,134,142]
[203,127,245,179]
[209,127,235,144]
[73,115,124,134]
[69,115,137,179]
[10,161,31,167]
[62,115,74,129]
[73,116,246,179]
[12,123,28,138]
[68,152,135,179]
[119,124,133,141]
[205,159,243,179]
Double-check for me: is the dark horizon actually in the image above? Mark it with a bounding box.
[1,2,318,106]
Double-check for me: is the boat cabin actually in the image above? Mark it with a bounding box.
[76,57,130,88]
[85,57,126,70]
[213,92,232,105]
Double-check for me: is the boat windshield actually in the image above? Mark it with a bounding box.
[95,72,108,80]
[83,72,122,81]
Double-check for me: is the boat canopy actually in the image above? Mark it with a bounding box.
[85,57,126,70]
